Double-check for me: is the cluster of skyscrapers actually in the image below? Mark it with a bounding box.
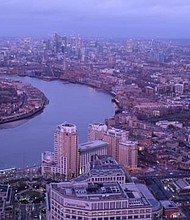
[42,123,164,219]
[41,122,138,179]
[42,122,183,219]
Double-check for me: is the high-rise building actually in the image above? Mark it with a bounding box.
[88,123,136,168]
[119,141,138,170]
[54,123,79,179]
[104,127,128,161]
[88,123,107,141]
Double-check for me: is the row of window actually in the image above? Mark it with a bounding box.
[63,214,152,220]
[51,205,151,219]
[51,200,151,216]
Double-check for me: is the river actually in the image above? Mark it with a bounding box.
[0,76,114,169]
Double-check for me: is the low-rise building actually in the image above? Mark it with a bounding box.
[75,155,127,184]
[0,185,12,220]
[46,181,162,220]
[79,140,108,174]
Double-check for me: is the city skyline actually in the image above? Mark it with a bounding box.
[0,0,190,38]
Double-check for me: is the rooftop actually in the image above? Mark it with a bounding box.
[51,181,154,207]
[79,140,108,152]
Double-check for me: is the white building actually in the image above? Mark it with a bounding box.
[46,181,162,220]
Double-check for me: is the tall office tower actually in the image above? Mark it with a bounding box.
[104,127,128,161]
[88,122,107,141]
[54,123,79,179]
[119,141,138,170]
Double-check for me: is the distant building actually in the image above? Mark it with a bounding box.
[156,120,183,129]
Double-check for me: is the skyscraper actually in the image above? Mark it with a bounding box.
[104,127,128,161]
[88,122,107,141]
[54,123,79,179]
[88,123,137,169]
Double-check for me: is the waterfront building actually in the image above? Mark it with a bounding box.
[46,181,162,220]
[89,123,130,162]
[41,151,56,175]
[88,123,107,141]
[78,140,108,174]
[54,123,79,179]
[119,141,138,170]
[104,127,128,162]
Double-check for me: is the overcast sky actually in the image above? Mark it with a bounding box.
[0,0,189,38]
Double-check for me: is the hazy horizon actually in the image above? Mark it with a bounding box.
[0,0,190,39]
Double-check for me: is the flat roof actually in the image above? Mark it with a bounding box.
[136,184,161,212]
[51,182,155,208]
[160,200,178,209]
[79,140,108,152]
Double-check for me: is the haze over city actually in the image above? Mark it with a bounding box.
[0,0,190,38]
[1,0,190,219]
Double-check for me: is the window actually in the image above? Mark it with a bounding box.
[104,202,109,209]
[116,202,121,209]
[110,202,115,209]
[98,203,103,210]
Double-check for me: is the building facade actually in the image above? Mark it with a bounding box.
[54,123,79,179]
[88,123,107,141]
[46,181,162,220]
[75,155,127,184]
[78,140,108,174]
[119,141,138,170]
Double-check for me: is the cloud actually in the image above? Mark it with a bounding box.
[0,0,190,38]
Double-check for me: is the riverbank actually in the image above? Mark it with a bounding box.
[0,101,47,125]
[0,78,49,125]
[0,74,114,169]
